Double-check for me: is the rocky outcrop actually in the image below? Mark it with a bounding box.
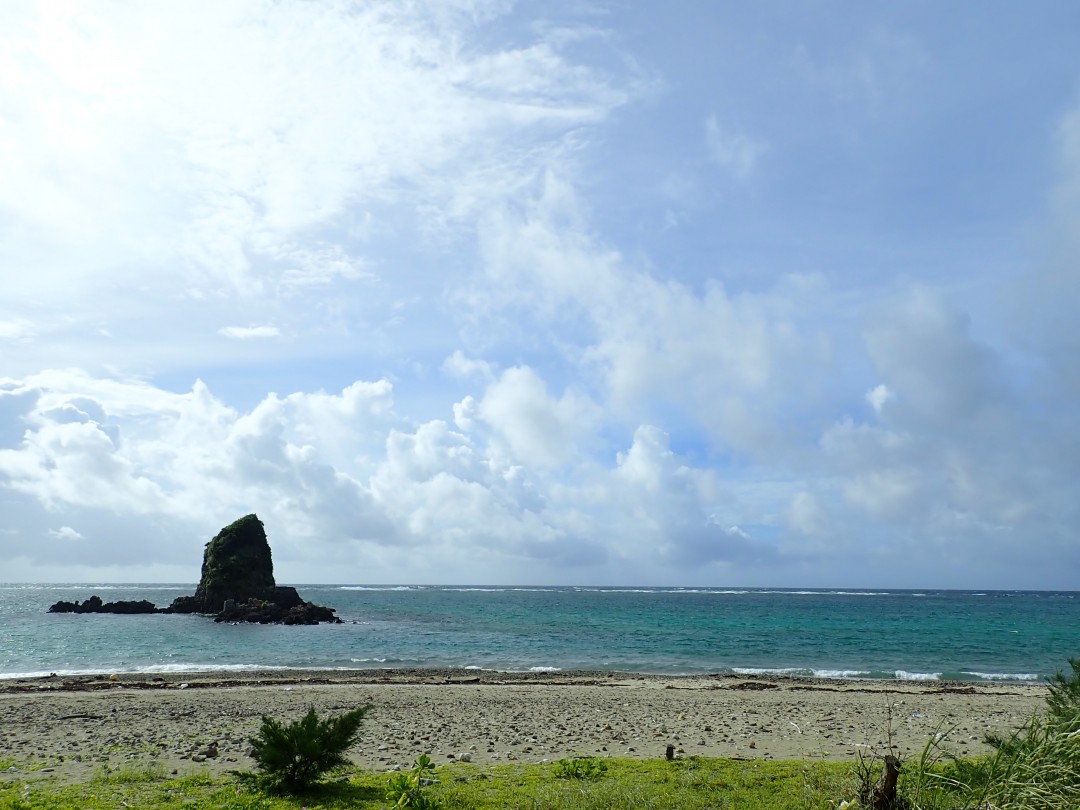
[47,596,157,614]
[215,597,339,625]
[48,515,340,624]
[168,515,279,614]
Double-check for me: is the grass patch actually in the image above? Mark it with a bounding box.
[436,758,853,809]
[0,757,856,810]
[92,761,168,784]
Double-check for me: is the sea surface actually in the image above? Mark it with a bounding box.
[2,585,1077,683]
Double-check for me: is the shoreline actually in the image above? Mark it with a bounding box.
[0,669,1047,784]
[0,665,1048,690]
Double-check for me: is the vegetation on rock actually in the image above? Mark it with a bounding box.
[173,514,277,613]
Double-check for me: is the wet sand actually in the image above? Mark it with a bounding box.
[0,670,1045,783]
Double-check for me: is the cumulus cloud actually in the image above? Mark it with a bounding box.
[0,369,782,583]
[863,286,1009,429]
[2,3,1078,588]
[476,366,601,468]
[477,174,834,456]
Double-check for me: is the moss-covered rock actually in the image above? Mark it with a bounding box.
[166,515,339,622]
[187,514,277,613]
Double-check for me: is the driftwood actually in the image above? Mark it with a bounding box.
[871,754,901,809]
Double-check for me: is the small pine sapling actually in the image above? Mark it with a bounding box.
[249,704,372,792]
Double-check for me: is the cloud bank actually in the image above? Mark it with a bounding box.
[1,1,1078,588]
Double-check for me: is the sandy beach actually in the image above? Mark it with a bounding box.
[0,670,1045,784]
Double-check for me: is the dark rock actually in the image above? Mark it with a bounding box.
[166,514,339,623]
[101,599,158,614]
[270,586,304,610]
[213,597,341,625]
[48,514,339,625]
[47,596,158,614]
[166,595,199,614]
[169,514,276,614]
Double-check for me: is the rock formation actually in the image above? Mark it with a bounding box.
[168,514,281,613]
[47,596,157,615]
[48,514,340,625]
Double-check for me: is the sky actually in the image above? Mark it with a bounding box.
[2,1,1079,588]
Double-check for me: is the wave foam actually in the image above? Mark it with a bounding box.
[895,670,941,681]
[966,672,1041,682]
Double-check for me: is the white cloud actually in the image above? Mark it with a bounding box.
[1,4,1078,588]
[477,366,600,468]
[865,384,893,415]
[477,175,834,455]
[218,325,280,339]
[0,418,168,513]
[0,0,628,307]
[48,526,83,541]
[442,351,495,382]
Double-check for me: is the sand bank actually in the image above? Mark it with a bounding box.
[0,670,1045,783]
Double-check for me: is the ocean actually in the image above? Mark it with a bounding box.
[2,585,1077,683]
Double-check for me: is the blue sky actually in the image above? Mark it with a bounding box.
[2,1,1079,587]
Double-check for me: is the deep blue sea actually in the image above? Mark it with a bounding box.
[2,585,1077,683]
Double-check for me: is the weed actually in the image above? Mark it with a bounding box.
[93,761,167,784]
[552,757,609,779]
[386,753,441,808]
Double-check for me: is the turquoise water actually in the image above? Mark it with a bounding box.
[2,585,1077,682]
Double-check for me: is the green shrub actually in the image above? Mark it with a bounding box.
[906,658,1080,810]
[248,704,372,792]
[1045,658,1080,724]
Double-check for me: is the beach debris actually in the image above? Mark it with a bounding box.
[732,681,779,690]
[870,754,901,809]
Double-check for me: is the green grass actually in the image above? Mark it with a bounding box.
[0,757,856,810]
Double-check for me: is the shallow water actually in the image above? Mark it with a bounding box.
[2,584,1076,682]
